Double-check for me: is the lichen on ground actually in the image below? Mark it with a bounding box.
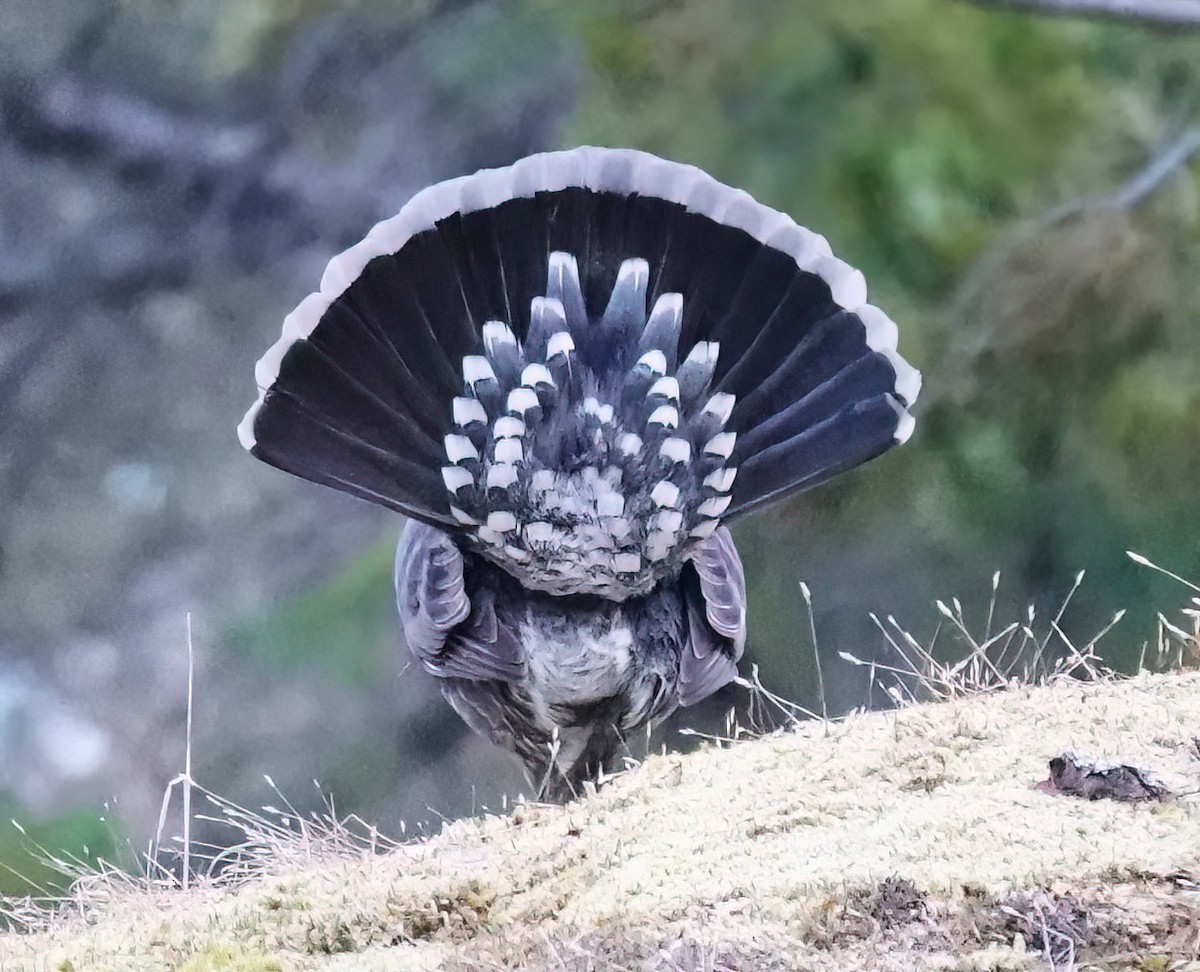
[3,672,1199,971]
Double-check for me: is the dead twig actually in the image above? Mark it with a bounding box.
[966,0,1200,29]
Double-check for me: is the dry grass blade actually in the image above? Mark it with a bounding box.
[1129,550,1200,671]
[848,570,1135,708]
[1127,550,1200,594]
[0,618,404,935]
[733,664,824,735]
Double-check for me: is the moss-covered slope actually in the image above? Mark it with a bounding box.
[5,672,1199,971]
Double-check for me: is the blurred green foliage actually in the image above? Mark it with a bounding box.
[229,0,1200,709]
[513,0,1200,698]
[0,800,121,899]
[544,0,1196,284]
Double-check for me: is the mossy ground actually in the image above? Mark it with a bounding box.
[4,672,1199,971]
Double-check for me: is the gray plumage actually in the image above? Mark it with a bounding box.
[393,251,751,797]
[239,147,920,800]
[432,251,735,602]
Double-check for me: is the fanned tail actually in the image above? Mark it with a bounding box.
[241,147,919,594]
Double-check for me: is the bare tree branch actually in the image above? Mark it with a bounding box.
[1109,128,1200,207]
[4,74,393,248]
[966,0,1200,28]
[959,126,1200,285]
[1043,127,1200,221]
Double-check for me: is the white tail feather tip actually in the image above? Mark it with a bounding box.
[685,341,720,367]
[648,376,680,401]
[532,297,568,331]
[547,251,582,298]
[702,392,736,424]
[453,397,487,426]
[616,257,649,288]
[546,330,575,358]
[236,412,257,451]
[462,355,496,385]
[647,405,679,428]
[703,432,736,459]
[521,363,555,387]
[614,553,641,573]
[486,464,519,489]
[647,292,683,328]
[482,321,517,353]
[637,349,667,375]
[618,433,643,457]
[598,493,625,517]
[507,387,540,414]
[651,480,681,508]
[494,438,524,463]
[525,521,554,543]
[697,494,732,517]
[653,510,684,533]
[441,466,473,493]
[444,435,478,463]
[487,511,517,532]
[659,438,691,464]
[493,416,526,438]
[704,467,737,492]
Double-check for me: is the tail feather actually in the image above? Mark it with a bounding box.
[638,292,684,372]
[598,258,650,354]
[736,395,911,514]
[733,310,867,425]
[545,252,589,349]
[252,392,448,519]
[304,308,446,447]
[734,352,900,460]
[713,274,836,394]
[240,147,920,589]
[348,262,466,391]
[692,243,810,369]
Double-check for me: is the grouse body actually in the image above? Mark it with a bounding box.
[240,147,920,799]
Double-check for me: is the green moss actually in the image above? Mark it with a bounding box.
[389,880,497,943]
[303,917,360,954]
[176,943,283,972]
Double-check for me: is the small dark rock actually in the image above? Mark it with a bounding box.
[1036,751,1168,802]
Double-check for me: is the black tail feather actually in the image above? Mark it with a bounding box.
[253,390,449,519]
[734,352,901,459]
[731,309,867,426]
[304,305,446,448]
[713,273,837,395]
[734,395,907,515]
[241,147,918,534]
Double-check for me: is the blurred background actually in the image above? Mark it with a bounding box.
[1,0,1198,892]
